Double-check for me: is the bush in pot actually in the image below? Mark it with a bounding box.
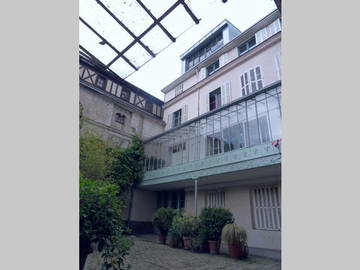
[221,223,248,259]
[176,215,200,250]
[153,207,177,244]
[169,212,184,248]
[199,207,234,254]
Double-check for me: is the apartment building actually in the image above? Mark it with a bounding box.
[141,10,282,259]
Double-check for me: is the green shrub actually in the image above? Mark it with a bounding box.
[169,211,183,246]
[221,223,247,247]
[153,208,177,236]
[80,136,110,181]
[79,177,131,270]
[177,215,200,238]
[199,207,234,241]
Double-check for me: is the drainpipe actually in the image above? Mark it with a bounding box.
[194,177,198,216]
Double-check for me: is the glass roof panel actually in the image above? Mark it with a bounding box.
[101,0,153,36]
[139,0,178,18]
[124,43,152,68]
[80,0,134,52]
[161,5,195,37]
[79,22,117,64]
[111,58,136,78]
[140,25,172,54]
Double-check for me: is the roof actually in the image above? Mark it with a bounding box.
[179,19,240,60]
[80,55,164,105]
[79,0,201,79]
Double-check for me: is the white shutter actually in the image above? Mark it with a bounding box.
[249,68,257,93]
[275,53,281,80]
[205,92,210,112]
[221,85,226,106]
[199,67,206,81]
[181,105,188,123]
[240,71,250,96]
[219,53,229,67]
[167,114,172,129]
[255,28,268,44]
[226,81,232,104]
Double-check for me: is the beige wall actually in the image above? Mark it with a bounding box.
[80,85,164,146]
[184,182,281,252]
[163,38,281,128]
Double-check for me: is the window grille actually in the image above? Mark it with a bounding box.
[252,185,281,231]
[95,75,107,89]
[115,113,125,124]
[173,109,182,127]
[175,84,184,96]
[206,191,225,208]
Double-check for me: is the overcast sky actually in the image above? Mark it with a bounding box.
[125,0,276,99]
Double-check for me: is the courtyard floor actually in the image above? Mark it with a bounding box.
[126,235,281,270]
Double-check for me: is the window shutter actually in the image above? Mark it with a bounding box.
[255,66,263,90]
[240,71,250,96]
[167,114,172,129]
[275,53,281,80]
[226,81,232,104]
[182,105,188,122]
[221,85,226,106]
[219,53,229,67]
[205,92,210,112]
[199,67,206,81]
[249,68,257,93]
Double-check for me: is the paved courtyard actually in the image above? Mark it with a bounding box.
[126,235,280,270]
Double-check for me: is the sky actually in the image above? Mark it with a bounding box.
[80,0,277,100]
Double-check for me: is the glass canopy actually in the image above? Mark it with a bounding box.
[79,0,201,78]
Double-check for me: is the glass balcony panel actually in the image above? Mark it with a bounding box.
[144,84,281,172]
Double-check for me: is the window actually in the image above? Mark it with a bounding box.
[206,191,225,208]
[206,59,220,76]
[174,84,184,96]
[255,19,281,44]
[172,109,182,127]
[115,113,126,124]
[251,185,281,231]
[209,88,222,111]
[120,88,131,102]
[240,66,263,96]
[185,32,223,72]
[95,75,107,89]
[238,36,256,56]
[145,100,153,113]
[157,190,185,209]
[172,142,186,153]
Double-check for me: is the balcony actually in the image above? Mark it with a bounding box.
[142,82,281,187]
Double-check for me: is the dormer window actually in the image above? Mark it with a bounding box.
[115,113,126,124]
[238,36,256,56]
[206,59,220,77]
[95,75,107,89]
[184,32,223,72]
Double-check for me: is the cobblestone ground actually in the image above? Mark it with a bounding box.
[126,235,280,270]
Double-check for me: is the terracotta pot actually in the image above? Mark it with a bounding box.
[208,240,220,254]
[169,237,178,248]
[183,237,191,250]
[159,234,167,244]
[228,244,244,259]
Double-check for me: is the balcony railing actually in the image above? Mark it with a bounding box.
[144,82,281,172]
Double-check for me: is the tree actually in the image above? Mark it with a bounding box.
[107,136,145,227]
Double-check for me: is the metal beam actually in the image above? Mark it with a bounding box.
[95,0,156,57]
[107,0,199,68]
[136,0,176,42]
[180,0,200,24]
[79,17,138,71]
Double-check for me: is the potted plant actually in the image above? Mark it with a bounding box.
[153,207,176,244]
[199,207,234,254]
[221,223,247,259]
[169,213,183,248]
[178,215,199,250]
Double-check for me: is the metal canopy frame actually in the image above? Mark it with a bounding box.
[80,0,200,79]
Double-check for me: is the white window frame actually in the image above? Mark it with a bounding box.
[251,185,281,231]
